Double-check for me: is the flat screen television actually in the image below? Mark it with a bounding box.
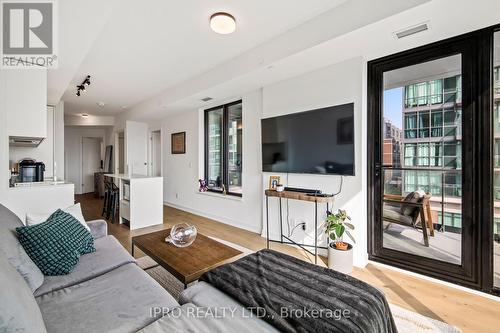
[261,103,354,175]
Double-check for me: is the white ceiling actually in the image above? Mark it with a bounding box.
[59,0,347,115]
[54,0,500,120]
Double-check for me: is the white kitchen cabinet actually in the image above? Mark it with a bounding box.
[4,68,47,138]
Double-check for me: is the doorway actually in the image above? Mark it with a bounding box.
[150,130,161,177]
[368,31,485,290]
[81,137,102,194]
[115,132,125,174]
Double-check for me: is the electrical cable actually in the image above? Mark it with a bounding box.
[332,176,344,196]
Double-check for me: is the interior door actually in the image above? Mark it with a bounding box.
[368,34,481,288]
[125,121,148,176]
[151,130,161,177]
[82,137,101,194]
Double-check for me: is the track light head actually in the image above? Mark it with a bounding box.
[76,75,91,97]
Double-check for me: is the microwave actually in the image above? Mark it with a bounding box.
[123,183,130,200]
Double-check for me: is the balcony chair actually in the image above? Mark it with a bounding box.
[383,191,434,247]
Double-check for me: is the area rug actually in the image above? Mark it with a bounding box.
[136,238,461,333]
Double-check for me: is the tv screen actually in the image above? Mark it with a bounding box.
[261,103,354,175]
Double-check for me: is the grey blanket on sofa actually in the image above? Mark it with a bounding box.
[200,249,397,333]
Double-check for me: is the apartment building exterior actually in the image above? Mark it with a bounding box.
[400,74,463,232]
[383,119,403,168]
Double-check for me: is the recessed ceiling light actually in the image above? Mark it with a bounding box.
[81,114,89,119]
[210,12,236,35]
[97,101,105,107]
[121,105,128,110]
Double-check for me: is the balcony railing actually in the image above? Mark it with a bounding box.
[405,93,460,108]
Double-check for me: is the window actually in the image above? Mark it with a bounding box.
[204,101,242,196]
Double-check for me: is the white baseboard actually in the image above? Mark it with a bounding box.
[163,201,261,234]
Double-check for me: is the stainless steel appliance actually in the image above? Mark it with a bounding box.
[9,136,44,147]
[18,159,45,183]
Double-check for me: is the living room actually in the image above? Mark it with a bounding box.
[1,1,500,333]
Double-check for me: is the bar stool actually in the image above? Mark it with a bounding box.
[101,177,112,218]
[109,183,120,224]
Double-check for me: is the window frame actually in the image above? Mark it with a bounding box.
[204,100,243,197]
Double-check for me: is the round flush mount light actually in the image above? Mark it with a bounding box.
[210,12,236,34]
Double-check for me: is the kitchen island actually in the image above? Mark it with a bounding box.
[6,182,75,222]
[105,174,163,230]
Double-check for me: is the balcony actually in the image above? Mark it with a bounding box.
[382,167,462,265]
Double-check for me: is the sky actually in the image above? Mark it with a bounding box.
[383,87,403,129]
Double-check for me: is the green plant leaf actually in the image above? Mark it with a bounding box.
[344,222,355,230]
[335,224,345,238]
[345,230,356,243]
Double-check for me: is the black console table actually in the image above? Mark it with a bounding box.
[265,189,335,264]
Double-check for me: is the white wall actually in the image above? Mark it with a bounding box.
[261,57,367,266]
[54,102,65,180]
[162,91,263,233]
[119,58,368,267]
[64,127,108,194]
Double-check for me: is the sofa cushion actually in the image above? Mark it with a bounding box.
[86,219,108,239]
[26,203,90,232]
[179,281,280,333]
[383,205,414,225]
[16,210,95,276]
[36,263,179,333]
[0,203,44,292]
[34,235,135,297]
[400,191,422,216]
[0,253,47,333]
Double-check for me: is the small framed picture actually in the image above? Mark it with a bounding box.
[171,132,186,154]
[268,176,281,190]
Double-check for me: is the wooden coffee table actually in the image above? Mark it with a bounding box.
[131,229,243,288]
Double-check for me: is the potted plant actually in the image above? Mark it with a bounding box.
[325,209,355,274]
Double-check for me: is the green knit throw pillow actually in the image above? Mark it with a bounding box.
[16,209,95,276]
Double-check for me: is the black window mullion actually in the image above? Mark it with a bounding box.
[223,106,229,193]
[204,100,242,197]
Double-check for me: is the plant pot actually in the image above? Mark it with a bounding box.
[327,242,353,274]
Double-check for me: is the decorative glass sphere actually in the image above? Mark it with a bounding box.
[165,223,197,247]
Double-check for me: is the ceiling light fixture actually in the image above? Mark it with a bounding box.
[210,12,236,35]
[81,113,89,119]
[76,75,91,97]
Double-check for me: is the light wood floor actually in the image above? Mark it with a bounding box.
[77,194,500,333]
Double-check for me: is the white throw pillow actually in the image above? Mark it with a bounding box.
[26,203,90,231]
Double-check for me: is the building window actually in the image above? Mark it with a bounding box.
[204,100,242,196]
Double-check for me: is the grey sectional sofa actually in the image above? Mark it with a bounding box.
[0,203,179,333]
[0,203,276,333]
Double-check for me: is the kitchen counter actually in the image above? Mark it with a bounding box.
[9,181,74,189]
[105,174,163,230]
[3,182,75,221]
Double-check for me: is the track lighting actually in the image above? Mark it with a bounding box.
[76,75,91,97]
